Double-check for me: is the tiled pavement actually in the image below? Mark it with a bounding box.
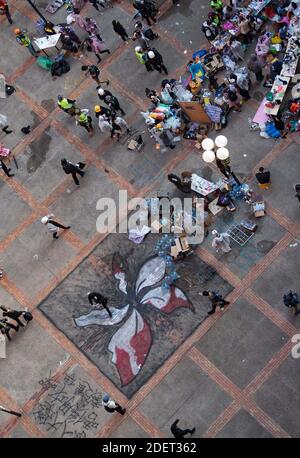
[0,0,300,439]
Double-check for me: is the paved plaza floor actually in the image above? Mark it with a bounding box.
[0,0,299,439]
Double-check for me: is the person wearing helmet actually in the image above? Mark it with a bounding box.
[40,215,71,239]
[94,104,111,119]
[57,96,77,116]
[75,109,94,136]
[102,394,126,415]
[97,88,126,115]
[134,46,153,71]
[61,158,86,186]
[14,28,39,57]
[0,0,12,24]
[147,48,168,74]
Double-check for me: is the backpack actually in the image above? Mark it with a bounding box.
[36,56,53,71]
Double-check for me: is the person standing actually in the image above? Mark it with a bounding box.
[134,46,153,72]
[202,290,230,315]
[255,167,271,189]
[170,419,195,438]
[0,160,14,178]
[112,20,129,42]
[211,229,231,253]
[75,109,94,136]
[0,0,12,24]
[40,215,71,239]
[88,292,112,317]
[102,394,126,415]
[239,13,251,44]
[283,291,300,315]
[61,158,86,186]
[110,113,130,140]
[86,35,110,63]
[248,54,264,82]
[14,28,39,57]
[57,96,77,116]
[147,49,168,74]
[94,104,111,119]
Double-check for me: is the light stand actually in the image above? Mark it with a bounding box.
[201,135,241,185]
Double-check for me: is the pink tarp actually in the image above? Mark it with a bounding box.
[253,97,269,124]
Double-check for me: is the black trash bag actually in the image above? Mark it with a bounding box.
[5,85,15,96]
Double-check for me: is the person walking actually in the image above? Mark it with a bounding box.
[84,17,102,41]
[57,95,77,116]
[170,419,195,439]
[112,20,129,42]
[202,290,230,315]
[211,229,231,253]
[255,167,271,189]
[0,0,12,24]
[132,29,150,50]
[0,306,32,326]
[283,291,300,315]
[248,54,264,82]
[0,319,19,340]
[86,35,110,63]
[102,394,126,415]
[97,88,126,115]
[0,305,29,328]
[147,48,168,74]
[81,64,102,85]
[61,158,86,186]
[88,292,112,317]
[0,160,14,178]
[40,215,71,239]
[14,28,39,57]
[75,109,94,136]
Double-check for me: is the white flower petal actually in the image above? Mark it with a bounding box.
[135,257,166,294]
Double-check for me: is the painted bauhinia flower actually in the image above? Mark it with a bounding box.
[74,254,193,385]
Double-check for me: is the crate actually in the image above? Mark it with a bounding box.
[227,224,255,246]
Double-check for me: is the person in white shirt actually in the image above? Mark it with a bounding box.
[102,394,126,415]
[41,214,71,239]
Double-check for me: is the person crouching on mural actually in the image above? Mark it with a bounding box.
[102,394,126,415]
[87,292,112,318]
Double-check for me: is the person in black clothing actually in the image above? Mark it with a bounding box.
[202,290,230,315]
[0,160,14,178]
[112,20,129,42]
[255,167,271,189]
[0,318,19,340]
[167,173,191,193]
[82,65,101,85]
[170,419,195,438]
[147,49,168,74]
[0,305,32,327]
[283,290,300,315]
[97,88,126,115]
[0,1,13,25]
[88,292,112,317]
[61,159,86,186]
[94,104,112,118]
